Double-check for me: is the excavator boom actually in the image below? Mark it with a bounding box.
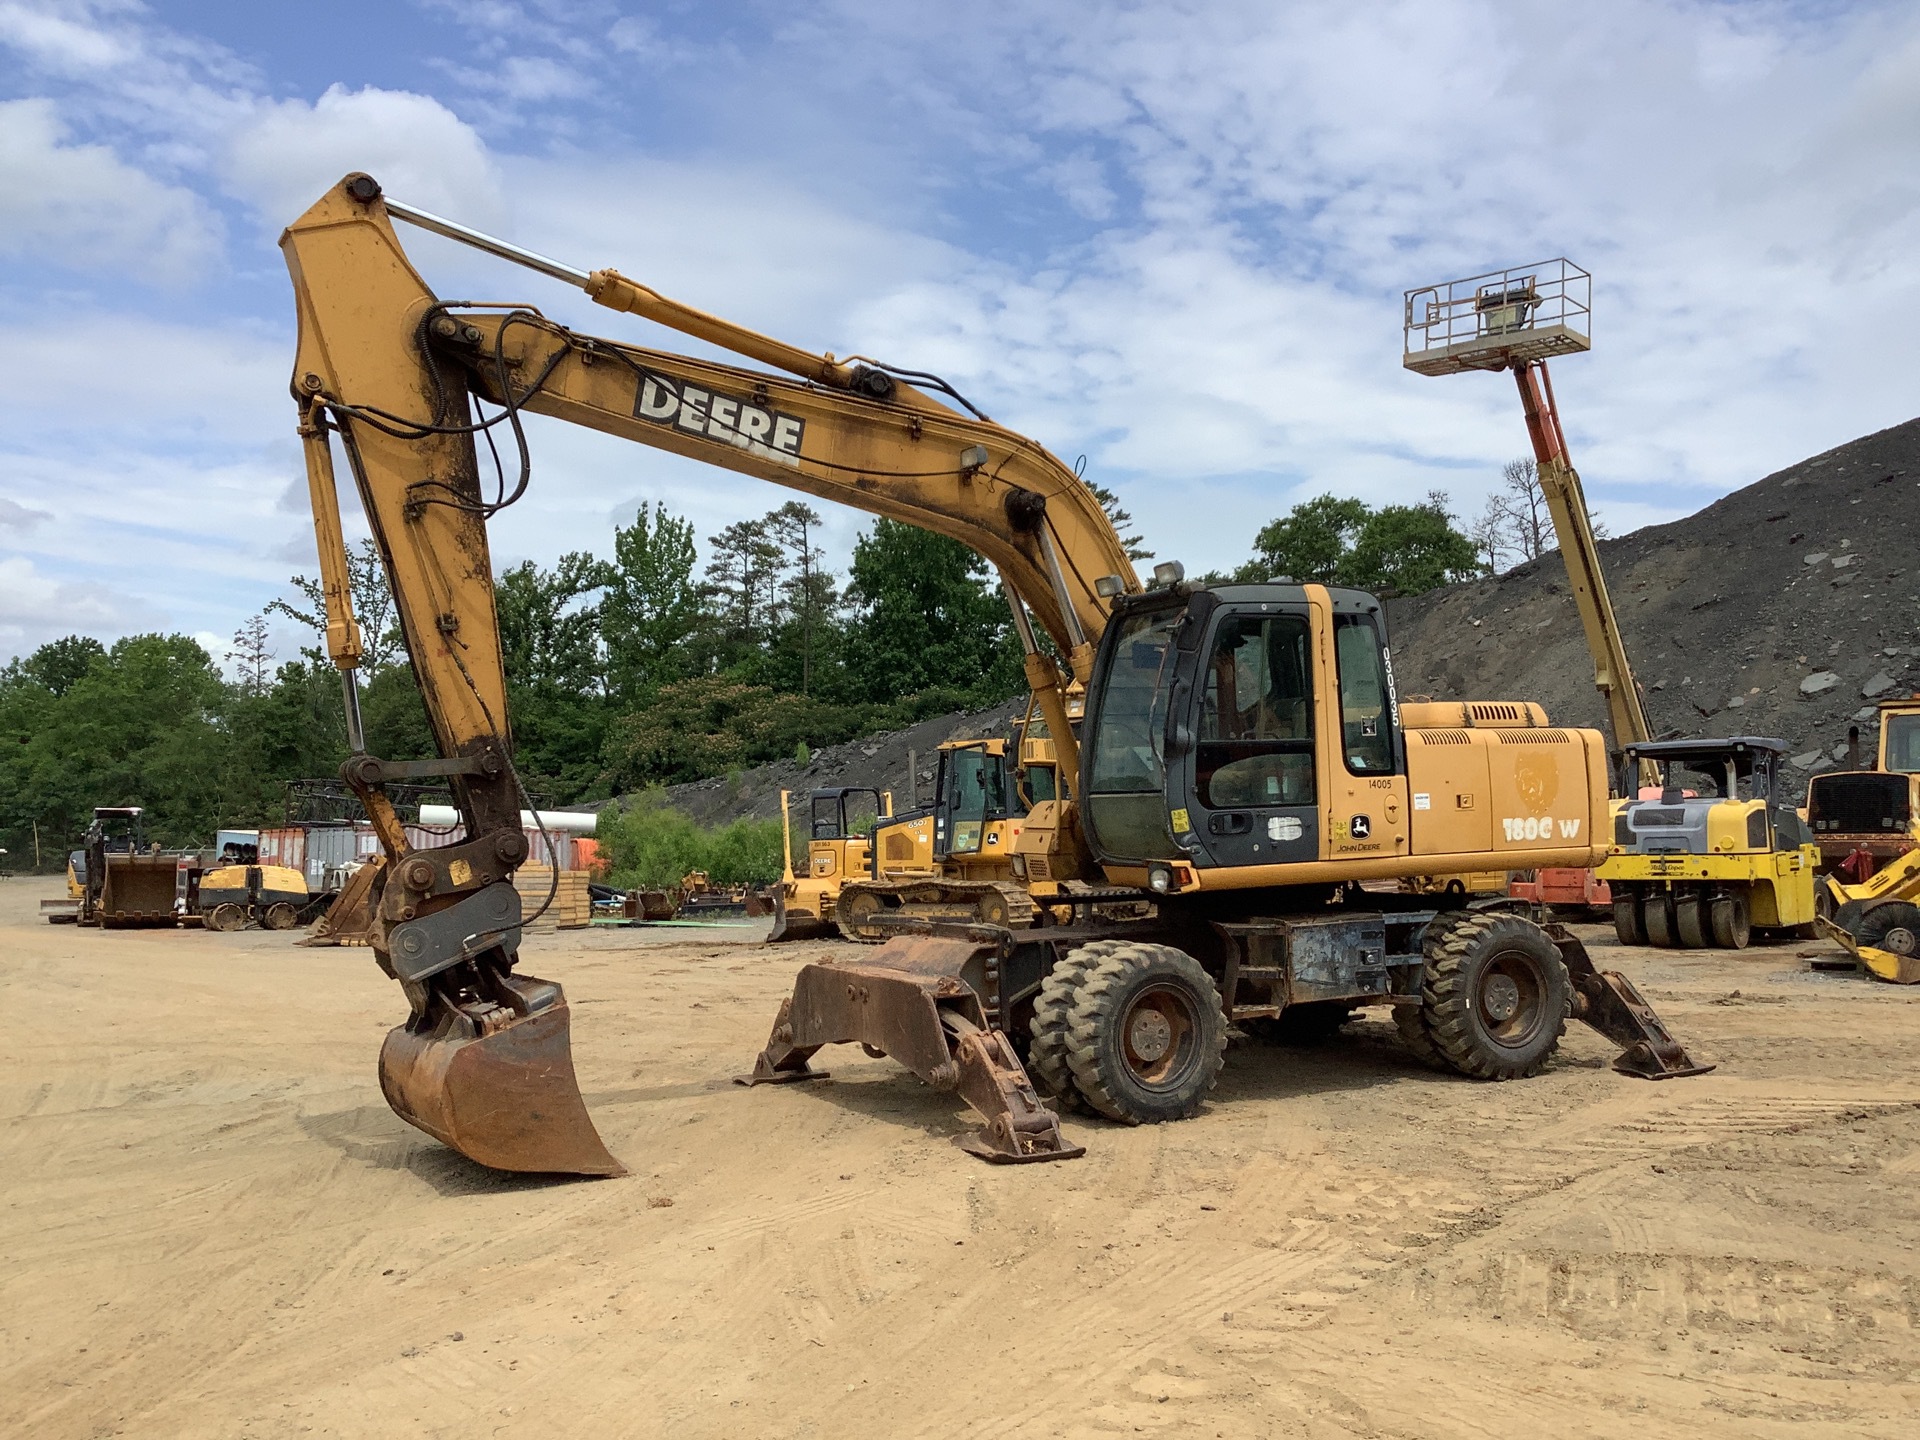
[281,173,1135,1174]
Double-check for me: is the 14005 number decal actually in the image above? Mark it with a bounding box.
[1503,816,1582,841]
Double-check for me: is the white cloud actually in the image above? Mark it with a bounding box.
[0,1,137,71]
[0,497,55,532]
[0,554,142,655]
[223,85,505,230]
[0,96,222,283]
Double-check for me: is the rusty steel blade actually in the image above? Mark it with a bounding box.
[378,986,625,1177]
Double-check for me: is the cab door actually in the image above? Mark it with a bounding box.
[1179,602,1321,869]
[1316,596,1409,861]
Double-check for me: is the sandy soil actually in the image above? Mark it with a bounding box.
[3,875,1918,1438]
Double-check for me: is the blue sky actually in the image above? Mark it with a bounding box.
[4,0,1920,664]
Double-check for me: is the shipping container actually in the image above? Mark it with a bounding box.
[257,827,306,873]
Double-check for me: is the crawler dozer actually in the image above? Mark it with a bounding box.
[280,174,1709,1175]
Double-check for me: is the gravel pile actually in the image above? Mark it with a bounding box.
[1386,415,1920,797]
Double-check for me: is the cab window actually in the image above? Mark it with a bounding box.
[1333,613,1396,776]
[1885,713,1920,773]
[1197,614,1315,808]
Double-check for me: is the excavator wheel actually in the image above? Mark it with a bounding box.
[262,902,300,931]
[1028,945,1105,1114]
[1612,892,1647,947]
[1062,942,1227,1124]
[1674,891,1711,950]
[1419,911,1570,1080]
[1708,892,1751,950]
[206,903,247,933]
[1397,912,1472,1070]
[1642,892,1679,949]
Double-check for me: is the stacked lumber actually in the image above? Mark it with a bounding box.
[513,865,593,930]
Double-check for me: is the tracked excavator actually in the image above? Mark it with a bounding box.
[282,175,1709,1176]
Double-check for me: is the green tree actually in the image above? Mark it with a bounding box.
[1238,494,1370,583]
[1233,492,1477,597]
[270,536,401,670]
[602,502,700,702]
[1342,492,1481,595]
[21,634,104,695]
[840,520,1024,706]
[1088,480,1152,563]
[494,551,615,799]
[700,517,783,666]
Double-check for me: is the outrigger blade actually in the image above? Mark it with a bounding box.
[379,971,626,1177]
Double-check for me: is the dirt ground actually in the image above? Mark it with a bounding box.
[3,877,1918,1438]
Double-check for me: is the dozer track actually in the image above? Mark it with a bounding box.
[832,878,1036,943]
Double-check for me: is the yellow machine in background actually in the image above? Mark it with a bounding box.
[1806,694,1920,877]
[1598,738,1817,949]
[198,862,310,931]
[772,786,890,941]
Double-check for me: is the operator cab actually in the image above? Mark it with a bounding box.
[1081,583,1400,873]
[1614,738,1809,854]
[809,788,885,842]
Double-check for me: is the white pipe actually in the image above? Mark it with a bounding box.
[418,804,598,835]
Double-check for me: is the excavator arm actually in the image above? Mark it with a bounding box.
[280,173,1139,1174]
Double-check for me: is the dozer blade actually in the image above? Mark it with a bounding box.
[766,891,834,943]
[378,972,625,1177]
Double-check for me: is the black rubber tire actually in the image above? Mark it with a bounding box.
[1858,901,1920,957]
[1064,943,1227,1124]
[1643,892,1678,948]
[1674,892,1710,949]
[1029,944,1108,1114]
[1709,892,1751,950]
[1246,1003,1355,1047]
[1612,893,1647,947]
[1420,911,1570,1080]
[1397,912,1474,1070]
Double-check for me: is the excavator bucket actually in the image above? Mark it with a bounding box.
[378,970,625,1176]
[300,856,382,947]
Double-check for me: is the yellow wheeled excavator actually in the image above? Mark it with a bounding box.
[282,175,1709,1176]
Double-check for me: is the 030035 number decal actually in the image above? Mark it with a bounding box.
[1503,816,1582,841]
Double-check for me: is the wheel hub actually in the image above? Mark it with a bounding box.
[1882,925,1918,956]
[1128,1009,1173,1062]
[1481,973,1521,1024]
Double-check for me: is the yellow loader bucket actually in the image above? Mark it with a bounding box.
[378,969,625,1177]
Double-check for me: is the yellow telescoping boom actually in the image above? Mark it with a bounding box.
[284,175,1708,1176]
